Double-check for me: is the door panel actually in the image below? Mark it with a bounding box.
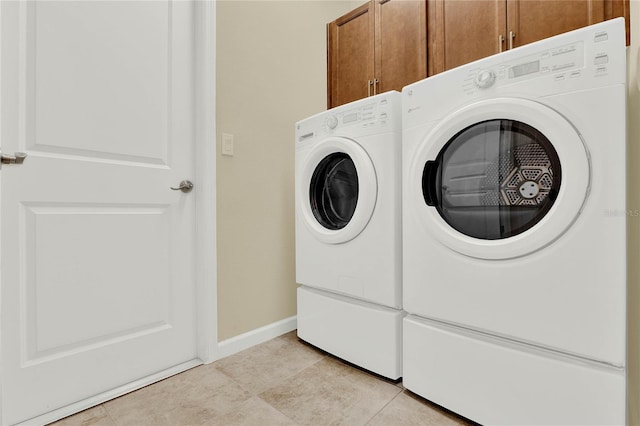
[1,1,197,424]
[428,0,506,75]
[376,0,426,94]
[327,2,375,108]
[25,1,171,164]
[508,0,605,49]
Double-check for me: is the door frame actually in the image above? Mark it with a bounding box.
[0,1,219,424]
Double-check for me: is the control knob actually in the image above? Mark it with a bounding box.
[326,115,338,129]
[474,70,496,89]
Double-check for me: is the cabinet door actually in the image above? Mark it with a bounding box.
[604,0,630,45]
[507,0,605,49]
[376,0,427,94]
[327,2,375,108]
[428,0,506,75]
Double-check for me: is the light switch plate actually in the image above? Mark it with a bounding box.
[222,133,234,156]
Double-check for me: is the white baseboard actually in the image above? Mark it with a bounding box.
[214,315,297,361]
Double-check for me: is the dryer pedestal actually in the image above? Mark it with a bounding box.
[403,316,626,426]
[297,286,403,380]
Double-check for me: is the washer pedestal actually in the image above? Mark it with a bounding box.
[297,286,403,379]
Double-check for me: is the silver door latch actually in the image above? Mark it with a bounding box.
[0,151,27,168]
[170,180,194,193]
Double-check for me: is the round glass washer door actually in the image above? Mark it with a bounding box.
[410,98,590,260]
[309,152,359,230]
[299,137,377,244]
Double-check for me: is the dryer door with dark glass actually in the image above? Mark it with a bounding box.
[299,137,377,244]
[423,119,561,240]
[411,98,590,259]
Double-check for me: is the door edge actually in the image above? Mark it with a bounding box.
[194,0,219,364]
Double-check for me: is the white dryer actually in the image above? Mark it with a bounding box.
[402,19,626,425]
[295,91,403,379]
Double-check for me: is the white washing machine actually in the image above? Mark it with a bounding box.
[402,19,626,425]
[295,91,403,379]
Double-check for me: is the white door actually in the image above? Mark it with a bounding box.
[0,1,199,424]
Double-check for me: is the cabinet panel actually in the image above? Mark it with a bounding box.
[327,2,375,108]
[376,0,427,94]
[428,0,506,75]
[428,0,630,76]
[508,0,604,48]
[604,0,630,45]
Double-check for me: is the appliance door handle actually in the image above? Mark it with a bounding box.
[422,160,439,207]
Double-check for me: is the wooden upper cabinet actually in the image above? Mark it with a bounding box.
[327,2,375,109]
[328,0,427,109]
[376,0,427,95]
[428,0,506,75]
[508,0,604,48]
[429,0,630,75]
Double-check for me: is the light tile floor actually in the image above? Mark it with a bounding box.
[51,331,474,426]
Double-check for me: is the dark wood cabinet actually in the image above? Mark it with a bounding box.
[428,0,630,75]
[327,2,374,109]
[327,0,426,108]
[427,0,505,75]
[328,0,630,105]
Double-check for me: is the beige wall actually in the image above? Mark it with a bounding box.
[629,3,640,424]
[216,1,355,341]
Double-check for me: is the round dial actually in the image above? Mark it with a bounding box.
[326,115,338,129]
[475,70,496,89]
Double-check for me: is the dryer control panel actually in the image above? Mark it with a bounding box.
[460,20,623,97]
[465,41,587,94]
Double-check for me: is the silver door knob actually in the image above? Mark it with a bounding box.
[170,180,194,193]
[0,151,27,166]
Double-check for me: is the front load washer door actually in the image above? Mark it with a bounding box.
[299,137,377,244]
[410,98,590,259]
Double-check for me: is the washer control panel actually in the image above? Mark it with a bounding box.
[319,98,392,134]
[297,93,399,143]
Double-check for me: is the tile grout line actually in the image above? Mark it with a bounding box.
[362,387,404,426]
[255,393,302,426]
[101,403,118,426]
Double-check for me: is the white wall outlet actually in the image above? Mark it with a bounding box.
[222,133,234,156]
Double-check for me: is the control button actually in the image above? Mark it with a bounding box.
[595,32,609,43]
[594,54,609,65]
[326,115,338,129]
[474,70,496,89]
[569,70,581,78]
[554,74,566,81]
